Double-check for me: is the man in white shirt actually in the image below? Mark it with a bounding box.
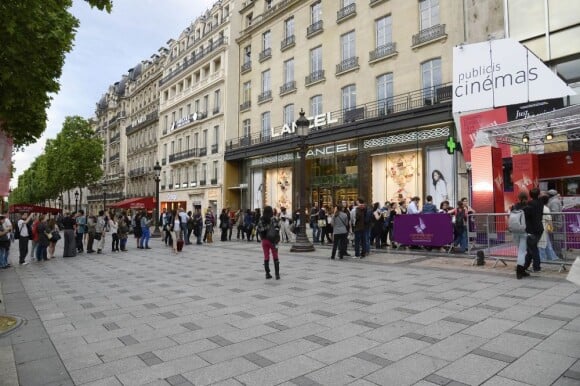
[17,212,33,265]
[178,208,190,244]
[407,196,421,214]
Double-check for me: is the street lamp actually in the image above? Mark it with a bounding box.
[152,161,162,237]
[290,109,315,253]
[74,190,79,213]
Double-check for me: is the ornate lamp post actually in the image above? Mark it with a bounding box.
[152,161,162,237]
[290,109,315,253]
[74,190,79,213]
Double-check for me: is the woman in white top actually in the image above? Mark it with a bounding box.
[109,216,119,252]
[171,210,181,253]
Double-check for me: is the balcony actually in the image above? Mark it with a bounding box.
[168,148,200,163]
[162,158,167,166]
[337,3,356,23]
[161,185,166,190]
[109,133,120,143]
[307,20,323,38]
[240,100,252,111]
[258,90,272,104]
[199,147,207,156]
[211,178,218,185]
[336,56,359,75]
[305,70,325,86]
[279,81,296,96]
[159,36,227,86]
[370,0,388,6]
[109,153,120,162]
[213,106,221,115]
[128,167,148,177]
[126,111,158,135]
[280,35,295,51]
[199,180,207,186]
[259,47,272,62]
[226,82,453,151]
[211,144,219,154]
[412,24,447,48]
[369,42,397,63]
[168,184,173,189]
[241,61,252,74]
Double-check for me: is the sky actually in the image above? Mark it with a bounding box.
[11,0,215,188]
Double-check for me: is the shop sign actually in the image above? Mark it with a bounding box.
[170,113,200,131]
[506,98,564,121]
[306,142,358,157]
[453,38,575,113]
[166,193,178,201]
[271,112,338,137]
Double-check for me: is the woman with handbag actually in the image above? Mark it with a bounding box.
[47,218,61,259]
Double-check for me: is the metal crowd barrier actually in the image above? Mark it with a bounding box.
[467,212,577,272]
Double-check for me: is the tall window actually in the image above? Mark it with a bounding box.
[243,119,251,137]
[213,125,219,147]
[284,17,294,38]
[202,129,208,148]
[185,167,189,187]
[377,73,394,114]
[311,1,322,23]
[421,58,442,103]
[283,59,294,83]
[283,104,294,127]
[187,103,191,115]
[163,143,167,159]
[310,46,323,73]
[243,81,251,102]
[341,31,356,60]
[243,45,251,64]
[194,133,199,150]
[376,15,392,47]
[213,160,219,181]
[419,0,439,30]
[178,138,182,152]
[186,135,190,150]
[203,95,209,113]
[262,30,271,50]
[202,163,207,181]
[261,111,271,139]
[341,84,356,111]
[310,95,323,117]
[192,165,197,183]
[214,89,221,112]
[342,0,355,6]
[261,69,271,93]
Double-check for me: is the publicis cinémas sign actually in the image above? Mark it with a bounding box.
[452,39,575,114]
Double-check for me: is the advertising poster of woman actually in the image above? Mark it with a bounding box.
[252,170,263,210]
[426,148,454,208]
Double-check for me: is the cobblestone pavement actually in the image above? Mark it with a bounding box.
[1,238,579,386]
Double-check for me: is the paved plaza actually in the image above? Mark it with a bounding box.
[1,239,580,386]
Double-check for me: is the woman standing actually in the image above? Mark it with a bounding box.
[431,170,448,208]
[35,215,49,262]
[109,216,119,252]
[118,216,129,252]
[448,200,468,252]
[244,209,254,242]
[47,218,61,259]
[511,192,530,279]
[219,209,229,242]
[331,205,349,259]
[203,208,215,243]
[171,210,181,253]
[253,208,262,242]
[139,210,151,249]
[257,206,280,279]
[133,211,142,248]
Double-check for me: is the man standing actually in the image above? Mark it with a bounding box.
[310,203,320,243]
[96,210,107,254]
[178,208,190,244]
[524,188,544,272]
[75,210,86,253]
[17,212,33,265]
[354,198,369,258]
[547,189,563,258]
[421,195,438,214]
[61,212,77,257]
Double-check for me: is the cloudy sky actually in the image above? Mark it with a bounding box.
[11,0,214,187]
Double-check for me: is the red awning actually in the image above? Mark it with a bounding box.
[108,197,155,210]
[9,204,60,214]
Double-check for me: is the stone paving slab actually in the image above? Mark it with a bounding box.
[1,239,579,385]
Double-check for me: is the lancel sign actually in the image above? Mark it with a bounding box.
[452,38,575,114]
[270,112,337,138]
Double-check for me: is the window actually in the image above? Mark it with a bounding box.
[310,95,323,117]
[178,138,182,152]
[342,0,355,6]
[202,163,207,181]
[261,111,271,139]
[243,119,251,137]
[283,59,294,83]
[310,46,323,73]
[284,17,294,38]
[214,89,221,113]
[192,165,198,183]
[243,81,252,102]
[179,108,183,119]
[213,160,219,180]
[202,129,208,148]
[186,135,190,150]
[419,0,439,30]
[311,1,322,23]
[213,125,219,146]
[203,95,209,113]
[341,31,356,60]
[194,133,199,149]
[262,30,271,50]
[261,69,271,92]
[187,103,191,115]
[163,143,167,159]
[342,84,356,110]
[184,167,189,187]
[377,73,393,114]
[194,99,200,112]
[421,58,442,103]
[376,15,392,47]
[283,104,294,127]
[170,140,175,154]
[243,45,251,64]
[162,171,166,187]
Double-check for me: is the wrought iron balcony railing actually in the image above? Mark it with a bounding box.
[259,47,272,62]
[211,144,219,154]
[258,90,272,103]
[280,35,295,51]
[241,61,252,74]
[412,24,446,47]
[369,42,397,62]
[307,20,323,38]
[336,56,359,75]
[279,81,296,95]
[337,3,356,23]
[168,148,200,163]
[240,100,251,111]
[305,70,325,86]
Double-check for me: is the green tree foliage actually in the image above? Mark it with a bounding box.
[9,116,104,204]
[0,0,112,147]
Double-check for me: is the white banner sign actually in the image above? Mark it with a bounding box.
[453,38,575,113]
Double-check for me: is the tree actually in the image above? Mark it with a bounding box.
[0,0,112,147]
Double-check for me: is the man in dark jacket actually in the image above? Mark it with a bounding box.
[421,195,438,214]
[524,188,544,272]
[354,198,369,258]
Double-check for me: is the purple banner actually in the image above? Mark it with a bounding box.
[393,213,454,246]
[563,210,580,249]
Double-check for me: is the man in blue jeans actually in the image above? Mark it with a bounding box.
[353,198,369,258]
[310,203,320,243]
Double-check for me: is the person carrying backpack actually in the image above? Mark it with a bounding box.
[256,205,281,280]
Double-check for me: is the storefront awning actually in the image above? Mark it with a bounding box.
[108,196,155,210]
[9,204,60,214]
[481,104,580,147]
